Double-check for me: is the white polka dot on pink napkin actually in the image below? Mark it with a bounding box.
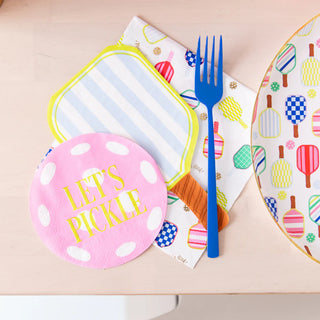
[30,133,167,268]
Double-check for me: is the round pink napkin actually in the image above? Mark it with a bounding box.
[29,133,167,268]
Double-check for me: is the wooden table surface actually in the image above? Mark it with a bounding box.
[2,0,320,294]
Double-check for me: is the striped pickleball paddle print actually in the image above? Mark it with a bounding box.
[262,64,272,87]
[275,44,296,87]
[187,222,207,250]
[213,121,224,159]
[309,195,320,238]
[283,210,305,238]
[283,196,304,238]
[180,89,200,110]
[312,109,320,136]
[155,51,174,83]
[252,146,266,175]
[309,195,320,224]
[167,190,179,205]
[203,122,224,159]
[297,145,319,188]
[259,95,281,138]
[252,145,266,188]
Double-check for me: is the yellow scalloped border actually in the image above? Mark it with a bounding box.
[48,44,199,190]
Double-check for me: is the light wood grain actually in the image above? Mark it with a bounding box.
[1,0,320,294]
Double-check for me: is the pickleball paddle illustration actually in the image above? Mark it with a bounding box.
[297,20,315,36]
[187,221,207,250]
[233,145,252,169]
[312,109,320,137]
[302,43,320,86]
[262,64,273,87]
[285,95,306,138]
[276,44,296,87]
[252,145,266,188]
[271,145,292,188]
[218,96,248,129]
[309,195,320,238]
[155,51,175,83]
[180,89,200,110]
[297,145,319,188]
[203,121,224,159]
[142,24,167,44]
[283,196,304,239]
[264,196,278,222]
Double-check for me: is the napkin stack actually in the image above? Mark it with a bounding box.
[120,17,256,268]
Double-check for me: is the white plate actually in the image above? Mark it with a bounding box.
[252,14,320,263]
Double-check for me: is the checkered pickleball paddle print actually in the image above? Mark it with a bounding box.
[285,95,306,124]
[233,145,252,169]
[185,50,204,67]
[264,197,278,222]
[155,220,178,247]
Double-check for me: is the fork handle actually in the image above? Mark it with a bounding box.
[207,109,219,258]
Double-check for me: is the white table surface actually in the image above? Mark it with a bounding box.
[2,0,320,294]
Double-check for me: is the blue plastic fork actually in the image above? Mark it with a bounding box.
[195,36,223,258]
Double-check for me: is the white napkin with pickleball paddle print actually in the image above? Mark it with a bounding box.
[119,16,256,268]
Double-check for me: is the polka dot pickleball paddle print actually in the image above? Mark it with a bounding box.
[29,133,167,269]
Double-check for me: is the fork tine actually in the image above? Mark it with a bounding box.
[195,37,201,85]
[217,35,223,94]
[203,36,208,83]
[210,36,215,85]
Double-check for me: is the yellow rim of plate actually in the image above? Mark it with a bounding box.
[251,13,320,264]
